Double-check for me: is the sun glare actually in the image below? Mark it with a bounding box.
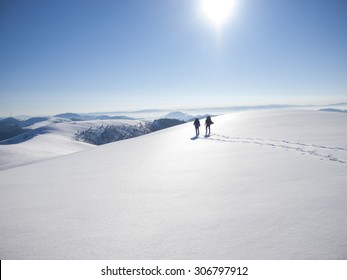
[202,0,236,28]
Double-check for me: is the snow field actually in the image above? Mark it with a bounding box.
[0,110,346,259]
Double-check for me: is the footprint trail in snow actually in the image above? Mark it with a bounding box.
[204,134,347,167]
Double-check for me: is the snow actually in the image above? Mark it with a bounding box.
[0,118,146,170]
[0,109,346,259]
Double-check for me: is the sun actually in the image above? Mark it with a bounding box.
[202,0,236,28]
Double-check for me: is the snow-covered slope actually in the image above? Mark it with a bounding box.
[0,110,346,259]
[0,118,146,170]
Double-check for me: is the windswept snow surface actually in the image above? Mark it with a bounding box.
[0,110,346,259]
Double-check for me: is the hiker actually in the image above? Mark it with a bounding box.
[193,118,200,136]
[205,116,213,135]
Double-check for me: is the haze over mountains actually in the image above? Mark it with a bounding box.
[2,102,347,120]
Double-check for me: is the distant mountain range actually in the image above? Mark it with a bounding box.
[162,111,217,122]
[54,113,136,121]
[2,103,347,121]
[0,112,187,145]
[319,108,347,113]
[327,103,347,106]
[2,103,346,142]
[72,103,347,117]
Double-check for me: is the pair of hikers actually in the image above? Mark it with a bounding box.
[193,116,213,137]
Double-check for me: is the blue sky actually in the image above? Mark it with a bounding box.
[1,0,346,115]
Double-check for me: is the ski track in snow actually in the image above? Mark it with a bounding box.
[204,133,347,167]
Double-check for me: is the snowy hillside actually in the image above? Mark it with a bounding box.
[0,110,346,259]
[0,118,146,170]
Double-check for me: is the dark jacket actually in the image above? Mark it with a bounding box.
[205,116,213,126]
[193,119,200,127]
